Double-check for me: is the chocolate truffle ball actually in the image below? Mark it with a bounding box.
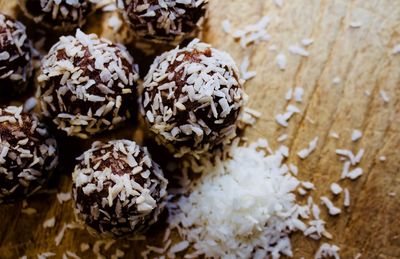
[38,29,139,139]
[141,39,246,157]
[117,0,207,45]
[18,0,94,31]
[0,13,33,95]
[72,139,168,237]
[0,106,58,203]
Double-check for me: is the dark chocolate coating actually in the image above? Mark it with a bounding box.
[38,31,139,138]
[0,107,58,203]
[0,13,33,96]
[18,0,93,30]
[72,140,168,237]
[141,41,246,157]
[118,0,207,43]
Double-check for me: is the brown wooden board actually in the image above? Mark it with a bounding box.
[0,0,399,258]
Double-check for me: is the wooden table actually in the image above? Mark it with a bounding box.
[0,0,399,258]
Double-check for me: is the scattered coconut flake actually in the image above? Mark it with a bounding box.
[294,87,304,102]
[315,243,340,259]
[240,56,257,81]
[351,130,362,142]
[289,45,309,57]
[65,251,80,259]
[285,88,292,100]
[330,183,342,195]
[297,137,318,159]
[353,149,365,164]
[301,38,314,46]
[222,19,231,33]
[55,224,68,246]
[57,192,72,204]
[392,44,400,55]
[43,217,56,228]
[273,0,284,7]
[379,156,386,161]
[21,207,37,215]
[330,131,340,139]
[354,253,362,259]
[347,168,363,180]
[320,197,341,216]
[379,90,390,103]
[276,105,301,127]
[37,252,56,259]
[344,188,350,207]
[107,15,122,33]
[277,134,288,142]
[302,181,315,190]
[80,243,90,252]
[341,161,351,179]
[388,192,396,197]
[276,53,287,70]
[364,90,371,96]
[111,249,125,259]
[232,16,270,48]
[332,76,341,85]
[269,44,278,51]
[349,21,362,28]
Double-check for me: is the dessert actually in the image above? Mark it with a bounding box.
[0,106,58,203]
[141,39,246,157]
[72,139,168,237]
[0,13,33,95]
[38,29,139,139]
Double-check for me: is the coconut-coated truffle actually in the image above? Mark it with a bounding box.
[117,0,207,45]
[38,29,139,139]
[72,139,168,237]
[0,106,58,203]
[18,0,94,31]
[141,39,246,157]
[0,13,33,95]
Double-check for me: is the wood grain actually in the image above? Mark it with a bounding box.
[0,0,399,258]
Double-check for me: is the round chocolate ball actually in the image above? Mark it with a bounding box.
[72,139,168,237]
[117,0,207,45]
[38,29,139,139]
[141,40,247,157]
[18,0,94,31]
[0,13,33,96]
[0,106,58,203]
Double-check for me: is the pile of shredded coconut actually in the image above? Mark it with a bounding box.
[166,140,319,258]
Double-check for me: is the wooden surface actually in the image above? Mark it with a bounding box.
[1,0,400,258]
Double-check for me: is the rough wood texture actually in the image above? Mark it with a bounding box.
[0,0,399,258]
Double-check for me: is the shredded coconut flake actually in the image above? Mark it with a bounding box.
[57,192,72,204]
[344,188,350,207]
[332,76,341,85]
[330,183,342,195]
[276,53,286,70]
[43,217,56,228]
[392,44,400,55]
[168,141,310,258]
[351,130,362,142]
[289,45,309,57]
[315,243,340,259]
[301,38,314,46]
[321,197,341,216]
[380,90,390,103]
[349,21,362,28]
[297,137,318,159]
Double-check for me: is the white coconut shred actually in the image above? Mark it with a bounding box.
[165,140,328,259]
